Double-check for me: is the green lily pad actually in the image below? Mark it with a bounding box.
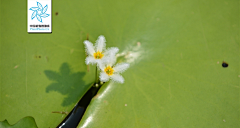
[0,117,37,128]
[1,0,96,127]
[77,0,239,127]
[1,0,239,128]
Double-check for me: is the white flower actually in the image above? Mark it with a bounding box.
[99,53,130,84]
[83,35,107,65]
[83,35,120,66]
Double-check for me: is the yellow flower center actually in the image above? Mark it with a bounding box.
[104,66,114,76]
[93,51,104,59]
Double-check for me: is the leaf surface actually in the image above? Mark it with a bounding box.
[77,0,239,127]
[0,0,239,128]
[0,117,37,128]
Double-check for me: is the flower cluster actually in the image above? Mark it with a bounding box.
[83,35,130,84]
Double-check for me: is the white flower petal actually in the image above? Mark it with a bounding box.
[104,47,119,56]
[110,74,124,83]
[97,62,105,71]
[113,63,130,73]
[85,56,96,65]
[95,59,104,67]
[84,40,95,56]
[100,56,112,66]
[102,47,119,66]
[106,55,116,67]
[95,35,106,52]
[100,72,110,82]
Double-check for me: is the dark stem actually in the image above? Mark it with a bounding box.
[57,84,102,128]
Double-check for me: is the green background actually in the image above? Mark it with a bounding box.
[0,0,239,128]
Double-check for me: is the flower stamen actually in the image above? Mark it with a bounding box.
[104,66,114,76]
[93,51,104,59]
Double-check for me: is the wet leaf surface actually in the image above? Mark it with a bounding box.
[1,0,239,128]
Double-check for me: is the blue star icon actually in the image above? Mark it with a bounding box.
[29,2,50,23]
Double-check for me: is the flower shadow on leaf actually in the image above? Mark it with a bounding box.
[44,63,89,107]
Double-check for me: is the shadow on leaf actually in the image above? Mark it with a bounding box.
[44,63,89,106]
